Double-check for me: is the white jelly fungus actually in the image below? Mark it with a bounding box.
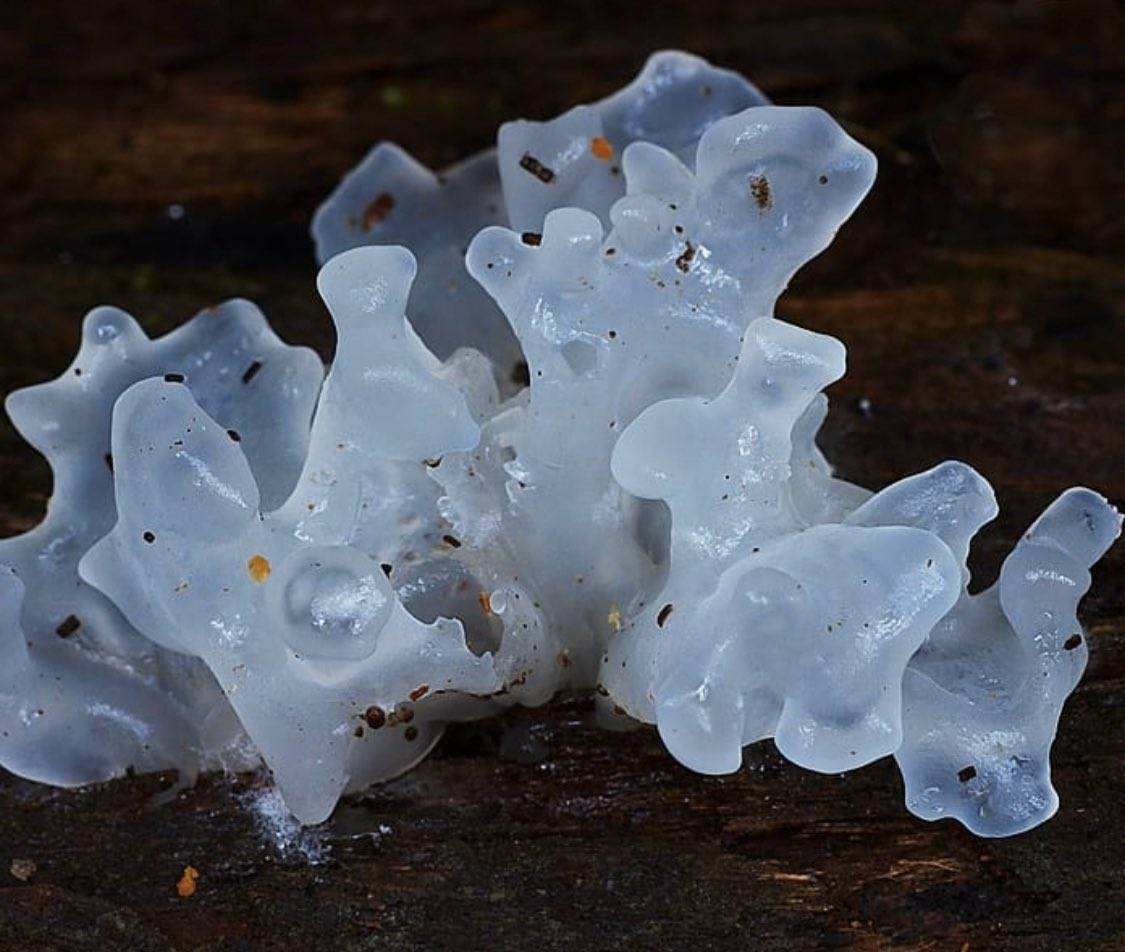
[0,52,1117,835]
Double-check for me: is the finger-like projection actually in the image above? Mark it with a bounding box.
[896,488,1121,836]
[0,300,321,786]
[611,317,850,565]
[81,248,508,823]
[312,51,768,379]
[845,460,1000,582]
[603,317,855,721]
[647,525,960,776]
[602,318,957,772]
[434,105,875,689]
[498,50,767,233]
[313,147,516,373]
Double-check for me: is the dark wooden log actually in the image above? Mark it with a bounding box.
[1,2,1122,948]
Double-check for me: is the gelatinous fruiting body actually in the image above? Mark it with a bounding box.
[1,51,1117,834]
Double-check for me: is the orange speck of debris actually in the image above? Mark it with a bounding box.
[478,591,493,615]
[247,554,271,583]
[590,136,613,160]
[176,866,199,898]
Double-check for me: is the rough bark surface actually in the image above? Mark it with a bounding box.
[1,2,1123,949]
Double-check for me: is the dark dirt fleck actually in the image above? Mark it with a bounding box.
[675,241,695,273]
[56,614,81,638]
[750,174,772,210]
[360,191,395,230]
[519,153,555,183]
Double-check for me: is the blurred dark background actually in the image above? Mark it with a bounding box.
[1,2,1123,949]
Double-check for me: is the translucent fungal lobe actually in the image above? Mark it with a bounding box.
[0,51,1117,835]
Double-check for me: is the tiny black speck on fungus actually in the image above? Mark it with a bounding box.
[56,614,81,638]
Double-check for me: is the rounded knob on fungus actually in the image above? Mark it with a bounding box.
[269,545,392,661]
[82,305,145,348]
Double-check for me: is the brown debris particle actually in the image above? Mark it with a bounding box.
[396,703,415,724]
[409,684,430,702]
[750,174,772,210]
[56,614,81,639]
[247,554,271,583]
[1063,633,1083,650]
[442,534,462,548]
[590,136,613,160]
[657,603,674,627]
[404,726,419,742]
[556,652,572,669]
[354,725,364,738]
[478,591,493,615]
[176,866,199,898]
[361,192,396,231]
[520,231,542,246]
[364,705,386,729]
[675,241,695,273]
[519,153,555,183]
[957,765,977,783]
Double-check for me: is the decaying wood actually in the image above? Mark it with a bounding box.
[1,2,1122,949]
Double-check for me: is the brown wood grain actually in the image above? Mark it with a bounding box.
[1,2,1123,949]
